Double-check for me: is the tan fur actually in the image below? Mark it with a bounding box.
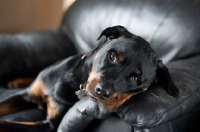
[0,103,19,116]
[135,70,141,75]
[94,52,100,60]
[47,97,58,119]
[87,68,101,82]
[118,55,125,62]
[8,78,35,88]
[29,79,58,119]
[86,77,102,92]
[99,92,135,110]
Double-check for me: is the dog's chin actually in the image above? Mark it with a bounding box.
[86,90,134,111]
[86,92,99,103]
[86,91,117,111]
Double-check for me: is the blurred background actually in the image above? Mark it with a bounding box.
[0,0,75,34]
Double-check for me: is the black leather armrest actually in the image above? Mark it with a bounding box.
[116,56,200,129]
[58,96,111,132]
[0,29,77,85]
[117,69,200,128]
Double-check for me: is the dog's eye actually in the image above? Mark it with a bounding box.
[109,52,117,62]
[130,76,140,83]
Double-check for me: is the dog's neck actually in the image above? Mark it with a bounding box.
[78,54,91,86]
[79,52,97,88]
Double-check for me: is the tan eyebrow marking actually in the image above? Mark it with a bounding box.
[118,55,125,62]
[135,70,141,75]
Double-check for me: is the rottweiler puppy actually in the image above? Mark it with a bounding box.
[0,26,179,132]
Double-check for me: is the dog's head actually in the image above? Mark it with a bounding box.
[85,26,179,111]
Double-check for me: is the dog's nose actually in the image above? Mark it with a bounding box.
[95,83,112,100]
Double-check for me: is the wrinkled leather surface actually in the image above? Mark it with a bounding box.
[62,0,200,64]
[83,115,133,132]
[117,69,200,128]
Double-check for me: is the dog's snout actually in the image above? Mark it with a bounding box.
[95,83,112,100]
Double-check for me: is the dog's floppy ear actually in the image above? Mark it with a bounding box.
[156,60,179,97]
[97,25,128,40]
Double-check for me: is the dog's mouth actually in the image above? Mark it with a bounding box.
[86,92,98,102]
[85,85,149,111]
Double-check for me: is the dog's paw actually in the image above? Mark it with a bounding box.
[7,78,35,88]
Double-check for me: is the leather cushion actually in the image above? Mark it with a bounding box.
[116,56,200,128]
[62,0,200,63]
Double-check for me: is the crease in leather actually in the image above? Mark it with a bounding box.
[149,0,183,43]
[72,113,93,132]
[125,69,200,126]
[169,68,200,79]
[127,87,200,126]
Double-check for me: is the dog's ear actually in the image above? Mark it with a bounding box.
[156,60,179,97]
[97,25,128,40]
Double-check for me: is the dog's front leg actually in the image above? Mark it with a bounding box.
[58,96,111,132]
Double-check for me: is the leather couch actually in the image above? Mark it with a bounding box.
[0,0,200,131]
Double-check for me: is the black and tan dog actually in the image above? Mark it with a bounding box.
[0,26,179,131]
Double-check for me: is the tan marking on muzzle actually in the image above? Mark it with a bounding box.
[114,92,136,109]
[97,91,135,111]
[94,52,100,60]
[87,68,101,82]
[86,77,102,93]
[98,93,118,110]
[97,86,148,111]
